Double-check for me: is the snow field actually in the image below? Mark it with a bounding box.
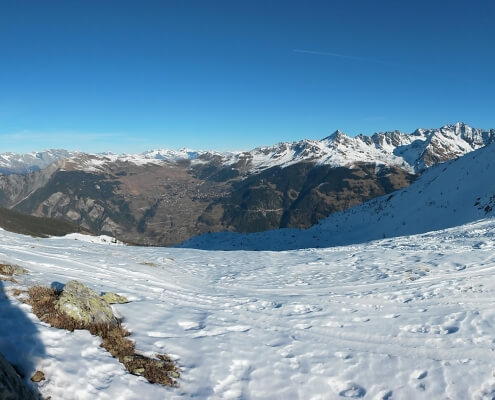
[1,219,495,398]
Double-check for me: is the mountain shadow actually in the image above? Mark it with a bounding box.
[0,281,45,397]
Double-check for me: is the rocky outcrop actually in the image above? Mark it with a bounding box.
[56,280,119,326]
[101,292,129,304]
[30,371,45,383]
[0,352,35,400]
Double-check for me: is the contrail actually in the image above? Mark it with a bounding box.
[292,48,403,67]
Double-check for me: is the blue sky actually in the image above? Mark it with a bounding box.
[1,0,494,153]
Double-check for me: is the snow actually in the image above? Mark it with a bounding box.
[1,123,494,175]
[0,149,76,174]
[2,217,495,398]
[182,141,495,251]
[50,233,124,245]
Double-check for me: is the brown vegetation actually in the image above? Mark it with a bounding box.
[0,263,25,283]
[10,288,26,297]
[27,286,179,387]
[0,263,27,276]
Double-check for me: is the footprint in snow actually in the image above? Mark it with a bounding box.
[177,320,204,331]
[334,351,353,360]
[285,304,321,315]
[409,370,428,392]
[213,359,252,399]
[473,380,495,400]
[352,317,370,323]
[329,379,366,398]
[411,370,428,380]
[192,325,251,338]
[373,389,393,400]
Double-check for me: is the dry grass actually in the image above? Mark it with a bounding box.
[0,263,17,276]
[27,285,179,386]
[0,263,28,276]
[139,261,159,267]
[0,263,28,283]
[10,288,26,297]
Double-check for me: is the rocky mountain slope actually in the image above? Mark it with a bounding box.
[0,122,493,245]
[182,140,495,250]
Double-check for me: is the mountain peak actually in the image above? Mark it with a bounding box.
[323,129,347,141]
[441,122,473,132]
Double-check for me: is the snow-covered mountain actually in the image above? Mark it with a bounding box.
[181,140,495,250]
[0,149,77,174]
[239,122,495,174]
[1,122,493,246]
[1,123,493,175]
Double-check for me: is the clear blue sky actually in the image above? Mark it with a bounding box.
[1,0,494,153]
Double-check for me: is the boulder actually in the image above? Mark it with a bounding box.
[30,371,45,383]
[0,352,36,400]
[56,280,118,327]
[101,292,129,304]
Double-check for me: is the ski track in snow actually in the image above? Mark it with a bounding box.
[1,220,495,399]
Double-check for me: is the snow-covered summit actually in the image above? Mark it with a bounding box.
[1,123,494,175]
[0,149,78,174]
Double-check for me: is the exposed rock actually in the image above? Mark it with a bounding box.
[55,280,118,327]
[101,292,129,304]
[0,352,36,400]
[0,263,28,276]
[30,370,45,382]
[44,192,70,211]
[65,209,81,221]
[101,217,122,236]
[88,204,104,222]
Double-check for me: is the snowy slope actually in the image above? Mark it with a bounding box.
[182,141,495,251]
[0,150,76,174]
[1,123,494,175]
[2,219,495,399]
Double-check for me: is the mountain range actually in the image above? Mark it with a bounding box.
[182,139,495,250]
[0,122,493,245]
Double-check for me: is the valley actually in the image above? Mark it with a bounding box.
[0,122,491,246]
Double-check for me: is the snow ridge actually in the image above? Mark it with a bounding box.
[1,123,493,175]
[0,149,77,174]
